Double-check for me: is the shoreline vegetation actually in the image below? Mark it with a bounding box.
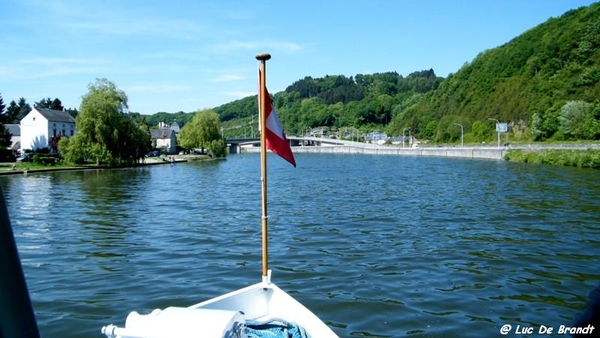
[0,154,213,176]
[2,147,600,175]
[504,149,600,169]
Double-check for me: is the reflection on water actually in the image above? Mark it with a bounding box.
[1,155,600,337]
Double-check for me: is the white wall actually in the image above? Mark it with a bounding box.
[19,109,76,151]
[156,134,177,154]
[20,110,49,151]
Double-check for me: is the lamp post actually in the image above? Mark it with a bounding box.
[453,123,464,148]
[488,118,500,147]
[403,128,410,148]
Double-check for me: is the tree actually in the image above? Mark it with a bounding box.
[421,120,437,140]
[65,107,79,119]
[532,105,562,141]
[35,98,64,111]
[16,98,32,121]
[5,100,20,123]
[59,78,150,166]
[51,98,64,111]
[560,100,600,140]
[179,109,226,157]
[35,98,52,109]
[0,94,11,149]
[471,120,492,143]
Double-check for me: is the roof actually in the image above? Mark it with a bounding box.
[150,128,175,139]
[170,122,180,133]
[5,124,20,136]
[34,108,76,123]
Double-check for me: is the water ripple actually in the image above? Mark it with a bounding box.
[1,155,600,337]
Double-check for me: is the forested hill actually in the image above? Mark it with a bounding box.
[214,70,443,137]
[216,2,600,143]
[395,2,600,142]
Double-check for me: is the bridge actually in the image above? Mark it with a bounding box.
[226,136,350,153]
[227,137,600,161]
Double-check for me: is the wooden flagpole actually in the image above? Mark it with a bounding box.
[256,52,271,279]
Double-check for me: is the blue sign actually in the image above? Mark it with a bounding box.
[496,123,508,133]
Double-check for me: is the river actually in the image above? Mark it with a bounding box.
[1,153,599,337]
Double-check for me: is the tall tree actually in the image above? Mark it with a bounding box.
[560,100,600,140]
[16,98,32,122]
[0,95,5,116]
[59,78,149,166]
[34,98,52,109]
[179,109,226,157]
[34,97,64,111]
[6,100,19,123]
[65,107,79,119]
[0,94,12,149]
[51,98,64,111]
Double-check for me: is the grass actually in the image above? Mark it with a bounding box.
[0,154,213,174]
[0,161,86,173]
[505,149,600,169]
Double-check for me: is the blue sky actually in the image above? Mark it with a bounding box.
[1,0,597,115]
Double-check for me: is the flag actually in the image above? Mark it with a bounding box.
[263,89,296,167]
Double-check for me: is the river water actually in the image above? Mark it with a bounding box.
[1,153,600,337]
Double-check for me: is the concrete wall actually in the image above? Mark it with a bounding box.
[242,145,508,160]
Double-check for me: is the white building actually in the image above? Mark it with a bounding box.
[5,124,21,151]
[150,127,177,154]
[20,108,76,152]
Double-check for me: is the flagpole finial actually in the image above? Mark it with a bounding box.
[256,53,271,61]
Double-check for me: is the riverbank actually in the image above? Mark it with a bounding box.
[242,143,600,169]
[243,144,509,160]
[505,148,600,168]
[0,154,212,176]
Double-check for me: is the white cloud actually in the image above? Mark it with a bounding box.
[64,19,205,40]
[0,57,109,80]
[20,57,101,66]
[211,40,302,54]
[213,74,245,82]
[127,85,190,93]
[17,1,206,41]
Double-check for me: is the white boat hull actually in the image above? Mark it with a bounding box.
[102,279,338,338]
[191,281,338,337]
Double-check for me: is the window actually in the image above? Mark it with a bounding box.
[53,129,57,136]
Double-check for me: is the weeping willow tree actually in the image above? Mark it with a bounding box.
[179,109,227,158]
[58,78,150,166]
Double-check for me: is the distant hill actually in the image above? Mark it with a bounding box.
[150,3,600,144]
[215,70,443,138]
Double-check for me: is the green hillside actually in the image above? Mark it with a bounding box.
[216,70,443,139]
[399,2,600,143]
[151,3,600,144]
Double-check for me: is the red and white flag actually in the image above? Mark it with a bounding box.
[261,89,296,167]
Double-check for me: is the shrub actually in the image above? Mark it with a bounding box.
[505,149,600,168]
